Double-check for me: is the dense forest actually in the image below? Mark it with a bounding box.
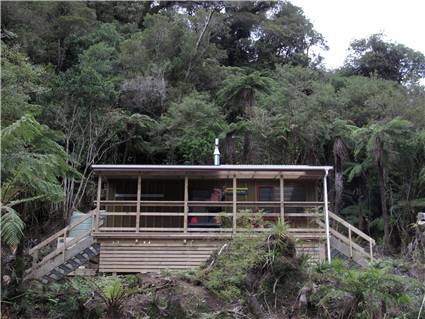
[2,1,425,318]
[1,1,425,316]
[3,0,425,253]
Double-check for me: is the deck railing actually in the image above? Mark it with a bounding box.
[93,200,325,236]
[92,200,376,263]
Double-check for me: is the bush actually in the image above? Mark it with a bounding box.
[311,259,422,318]
[199,234,268,301]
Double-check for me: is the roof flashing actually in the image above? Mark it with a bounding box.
[92,164,333,172]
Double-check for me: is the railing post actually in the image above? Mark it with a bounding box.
[233,175,237,234]
[279,175,285,223]
[184,176,188,233]
[32,250,39,269]
[62,228,67,263]
[369,241,374,262]
[136,175,141,233]
[348,225,353,258]
[323,169,331,263]
[95,175,102,232]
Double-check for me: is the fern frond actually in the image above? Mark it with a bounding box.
[1,206,24,248]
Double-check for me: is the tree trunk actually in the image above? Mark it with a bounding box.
[241,88,255,163]
[334,157,343,214]
[377,163,391,252]
[225,132,235,164]
[333,137,348,214]
[243,132,253,163]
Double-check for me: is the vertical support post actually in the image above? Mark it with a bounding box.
[62,227,68,263]
[105,180,110,216]
[348,226,353,258]
[323,170,331,263]
[136,175,141,233]
[233,175,237,234]
[184,176,188,233]
[32,250,39,270]
[95,175,102,232]
[369,241,374,262]
[279,175,285,223]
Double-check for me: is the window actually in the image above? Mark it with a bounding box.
[258,186,279,214]
[258,186,274,201]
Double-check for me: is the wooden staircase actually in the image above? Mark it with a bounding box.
[25,211,99,283]
[318,211,375,267]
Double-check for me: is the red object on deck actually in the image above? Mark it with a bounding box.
[191,217,199,224]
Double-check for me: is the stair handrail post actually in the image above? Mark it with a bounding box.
[369,241,374,262]
[348,225,353,258]
[32,250,39,270]
[62,227,67,263]
[323,169,331,263]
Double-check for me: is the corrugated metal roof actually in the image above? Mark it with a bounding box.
[92,164,333,172]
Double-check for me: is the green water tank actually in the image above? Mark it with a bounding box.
[68,211,92,237]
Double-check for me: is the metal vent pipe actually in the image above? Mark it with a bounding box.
[213,138,220,166]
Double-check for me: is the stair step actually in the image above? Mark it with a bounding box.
[41,276,50,284]
[74,254,88,264]
[50,269,64,280]
[67,258,81,269]
[58,264,73,274]
[81,252,91,259]
[84,247,97,258]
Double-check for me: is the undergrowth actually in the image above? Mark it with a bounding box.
[196,221,424,318]
[3,221,424,319]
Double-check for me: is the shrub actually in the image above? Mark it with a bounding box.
[311,259,421,318]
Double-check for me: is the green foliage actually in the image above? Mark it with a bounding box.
[0,206,24,248]
[1,43,45,126]
[217,68,274,121]
[120,13,190,77]
[1,114,76,247]
[344,33,425,85]
[3,277,101,319]
[352,117,415,168]
[2,0,425,260]
[255,1,327,67]
[311,260,422,318]
[2,2,96,69]
[1,114,74,202]
[199,234,269,301]
[93,275,142,318]
[159,92,228,164]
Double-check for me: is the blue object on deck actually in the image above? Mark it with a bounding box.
[68,211,92,237]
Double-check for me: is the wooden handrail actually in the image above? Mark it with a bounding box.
[328,211,375,245]
[34,229,92,269]
[98,200,324,207]
[97,211,322,218]
[328,228,368,257]
[29,211,93,255]
[326,211,375,262]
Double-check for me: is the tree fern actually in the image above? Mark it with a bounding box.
[0,206,24,248]
[1,114,77,248]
